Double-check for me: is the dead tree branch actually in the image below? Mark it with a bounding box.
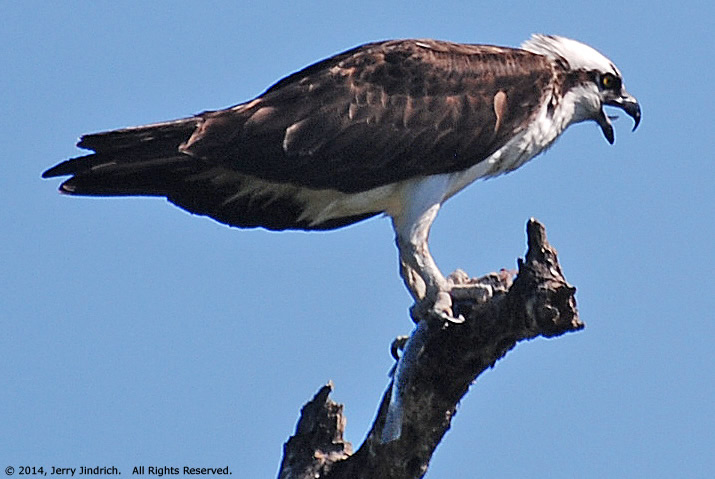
[278,219,584,479]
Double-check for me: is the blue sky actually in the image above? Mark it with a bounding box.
[2,1,713,477]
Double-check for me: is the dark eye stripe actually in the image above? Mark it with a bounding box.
[599,73,621,90]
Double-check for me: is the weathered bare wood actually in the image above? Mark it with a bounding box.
[279,219,584,479]
[278,382,352,479]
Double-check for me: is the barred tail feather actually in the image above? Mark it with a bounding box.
[42,115,378,231]
[42,117,202,197]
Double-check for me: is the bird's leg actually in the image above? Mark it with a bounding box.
[396,233,447,301]
[390,176,466,322]
[396,233,461,322]
[393,200,460,323]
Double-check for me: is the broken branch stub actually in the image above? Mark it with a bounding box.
[279,219,583,479]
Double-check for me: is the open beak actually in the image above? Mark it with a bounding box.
[597,91,641,144]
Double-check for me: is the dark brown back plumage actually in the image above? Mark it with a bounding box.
[43,39,556,230]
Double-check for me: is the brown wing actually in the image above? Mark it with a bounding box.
[43,39,554,230]
[180,39,554,192]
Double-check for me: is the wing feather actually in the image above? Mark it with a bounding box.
[43,39,555,230]
[179,39,554,192]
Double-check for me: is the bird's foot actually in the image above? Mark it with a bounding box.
[409,290,464,324]
[409,269,516,324]
[449,268,516,308]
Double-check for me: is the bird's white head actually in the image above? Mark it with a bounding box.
[521,34,641,143]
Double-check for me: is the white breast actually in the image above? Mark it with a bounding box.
[444,98,572,200]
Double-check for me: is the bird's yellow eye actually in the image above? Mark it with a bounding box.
[600,73,620,90]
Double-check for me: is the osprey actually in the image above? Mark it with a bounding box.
[43,35,640,320]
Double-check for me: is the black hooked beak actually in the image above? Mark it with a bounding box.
[597,92,641,144]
